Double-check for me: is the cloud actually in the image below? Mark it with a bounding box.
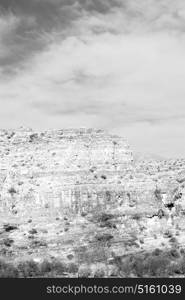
[1,0,185,157]
[113,118,185,158]
[0,1,79,73]
[0,0,185,73]
[0,13,19,58]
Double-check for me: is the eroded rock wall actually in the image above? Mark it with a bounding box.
[0,128,133,216]
[0,127,185,219]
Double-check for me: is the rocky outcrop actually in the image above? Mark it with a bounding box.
[0,128,134,216]
[1,128,185,278]
[0,127,185,219]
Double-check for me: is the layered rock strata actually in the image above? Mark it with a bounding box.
[0,128,185,218]
[0,128,185,277]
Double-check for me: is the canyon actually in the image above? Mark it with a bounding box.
[0,127,185,277]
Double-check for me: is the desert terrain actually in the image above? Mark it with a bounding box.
[0,128,185,277]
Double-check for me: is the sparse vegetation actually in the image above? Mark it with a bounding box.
[8,187,17,196]
[3,238,14,247]
[1,129,185,279]
[112,248,185,277]
[29,133,38,142]
[132,213,141,220]
[0,258,78,278]
[3,224,18,232]
[157,209,165,218]
[1,246,185,278]
[29,228,37,235]
[154,187,162,201]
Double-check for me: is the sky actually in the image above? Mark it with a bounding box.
[0,0,185,158]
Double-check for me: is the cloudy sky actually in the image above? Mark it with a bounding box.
[0,0,185,158]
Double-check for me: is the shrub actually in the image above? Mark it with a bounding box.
[92,263,107,278]
[154,188,162,201]
[163,230,173,238]
[170,248,180,259]
[40,260,52,274]
[0,260,18,278]
[3,224,18,232]
[0,259,79,278]
[157,209,165,218]
[3,238,14,247]
[95,233,113,242]
[169,237,178,245]
[29,229,37,235]
[78,264,92,278]
[105,191,112,202]
[146,256,170,277]
[51,260,67,274]
[112,249,179,278]
[8,187,16,196]
[97,213,114,223]
[67,254,74,260]
[18,260,41,278]
[30,240,47,248]
[152,248,163,256]
[29,133,38,142]
[132,213,141,220]
[66,263,78,274]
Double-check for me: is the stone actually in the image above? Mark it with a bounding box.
[0,127,185,277]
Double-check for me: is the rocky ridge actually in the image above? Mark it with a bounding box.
[0,128,185,277]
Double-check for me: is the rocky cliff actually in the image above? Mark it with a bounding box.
[0,127,133,216]
[0,128,185,277]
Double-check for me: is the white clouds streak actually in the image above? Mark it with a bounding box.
[0,13,20,59]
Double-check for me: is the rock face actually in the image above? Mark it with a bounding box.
[1,128,185,278]
[0,127,185,218]
[0,128,134,216]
